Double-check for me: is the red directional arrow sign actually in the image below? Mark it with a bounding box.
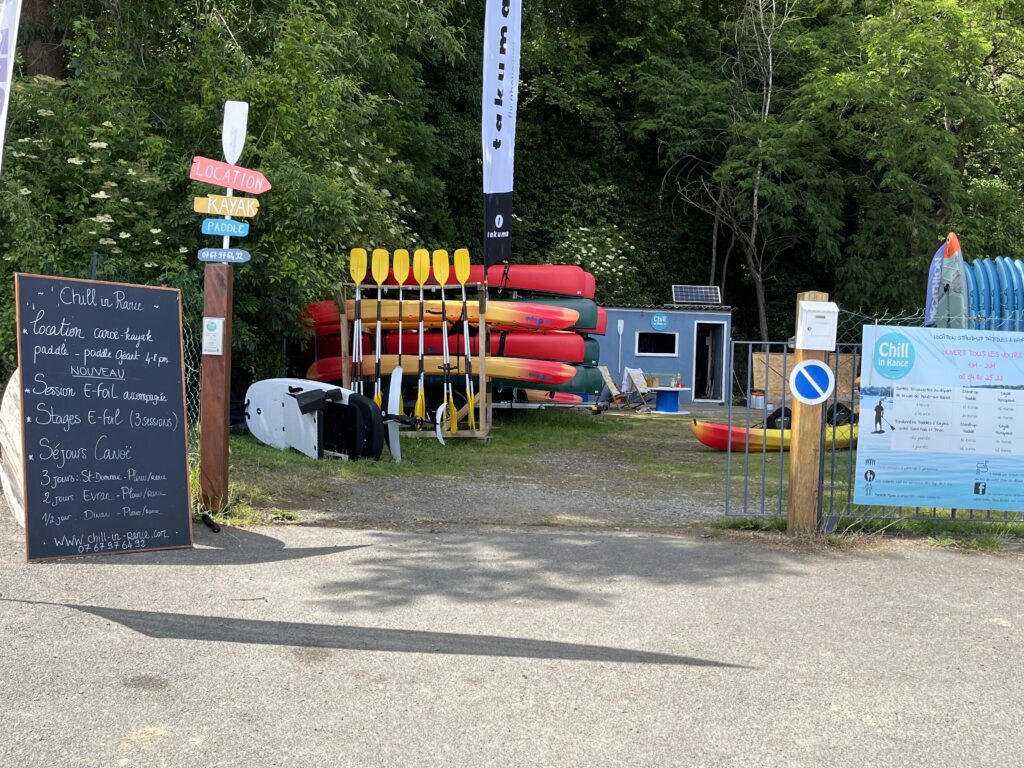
[189,156,272,194]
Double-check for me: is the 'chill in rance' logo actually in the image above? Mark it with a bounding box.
[873,332,915,380]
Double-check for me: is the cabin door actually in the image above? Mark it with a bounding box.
[693,322,726,401]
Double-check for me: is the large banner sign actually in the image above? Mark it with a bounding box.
[481,0,522,267]
[0,0,23,178]
[855,325,1024,512]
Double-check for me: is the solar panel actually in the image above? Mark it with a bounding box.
[671,285,722,305]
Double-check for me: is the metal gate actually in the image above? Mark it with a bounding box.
[724,310,1023,529]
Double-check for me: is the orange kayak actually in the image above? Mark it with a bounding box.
[346,299,579,331]
[308,355,577,386]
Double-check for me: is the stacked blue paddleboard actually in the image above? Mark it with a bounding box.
[964,257,1024,331]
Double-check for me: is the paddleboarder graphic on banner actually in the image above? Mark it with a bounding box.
[482,0,522,267]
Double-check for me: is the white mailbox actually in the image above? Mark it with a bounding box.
[795,300,839,351]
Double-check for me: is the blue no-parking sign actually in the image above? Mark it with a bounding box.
[788,359,835,405]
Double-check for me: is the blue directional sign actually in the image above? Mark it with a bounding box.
[201,218,249,238]
[788,359,835,405]
[198,248,251,264]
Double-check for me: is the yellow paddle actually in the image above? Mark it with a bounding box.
[454,248,476,430]
[392,249,410,415]
[432,249,457,433]
[371,248,390,408]
[412,248,430,426]
[348,247,368,394]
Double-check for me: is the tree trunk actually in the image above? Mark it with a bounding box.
[719,226,736,296]
[747,156,768,341]
[710,208,720,287]
[20,0,64,78]
[750,260,769,342]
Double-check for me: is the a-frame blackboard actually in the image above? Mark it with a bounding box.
[15,274,193,561]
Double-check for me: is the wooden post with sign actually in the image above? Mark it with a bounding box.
[199,265,233,513]
[787,290,830,535]
[196,100,271,518]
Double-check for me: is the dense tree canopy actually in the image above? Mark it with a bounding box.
[3,0,1023,381]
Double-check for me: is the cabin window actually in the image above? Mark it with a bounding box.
[636,332,678,357]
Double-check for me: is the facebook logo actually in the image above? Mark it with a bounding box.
[974,482,987,496]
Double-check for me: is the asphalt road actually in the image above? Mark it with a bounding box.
[2,513,1023,767]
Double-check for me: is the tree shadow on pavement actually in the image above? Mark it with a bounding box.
[314,529,824,611]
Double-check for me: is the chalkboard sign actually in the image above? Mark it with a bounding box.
[15,274,193,561]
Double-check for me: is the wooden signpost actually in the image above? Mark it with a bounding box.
[196,100,269,517]
[193,195,260,218]
[787,290,830,535]
[198,248,251,264]
[189,156,272,194]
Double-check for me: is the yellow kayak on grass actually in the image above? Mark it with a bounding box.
[689,419,858,451]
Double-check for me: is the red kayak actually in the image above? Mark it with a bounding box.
[577,306,607,335]
[382,331,586,363]
[522,390,583,405]
[302,300,343,336]
[383,263,595,298]
[296,333,369,363]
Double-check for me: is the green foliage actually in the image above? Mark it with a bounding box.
[4,0,1024,366]
[1,0,466,382]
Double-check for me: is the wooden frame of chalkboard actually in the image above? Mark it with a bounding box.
[15,274,194,561]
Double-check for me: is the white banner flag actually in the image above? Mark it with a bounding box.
[481,0,522,266]
[0,0,23,178]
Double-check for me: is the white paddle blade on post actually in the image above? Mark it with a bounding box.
[222,101,249,164]
[616,318,625,371]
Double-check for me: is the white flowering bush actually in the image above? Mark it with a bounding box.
[0,0,448,381]
[550,222,641,304]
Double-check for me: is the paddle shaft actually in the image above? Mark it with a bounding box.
[460,283,475,401]
[440,287,451,396]
[352,285,362,394]
[418,285,426,388]
[374,284,383,399]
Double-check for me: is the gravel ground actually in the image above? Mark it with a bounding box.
[286,408,735,529]
[314,456,726,529]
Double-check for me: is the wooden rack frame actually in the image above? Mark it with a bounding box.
[333,281,491,441]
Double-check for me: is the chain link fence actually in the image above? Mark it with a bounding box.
[820,307,1023,527]
[87,259,204,460]
[726,306,1020,528]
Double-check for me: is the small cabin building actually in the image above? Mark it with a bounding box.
[594,286,732,405]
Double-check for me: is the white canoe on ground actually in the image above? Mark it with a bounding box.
[1,370,25,527]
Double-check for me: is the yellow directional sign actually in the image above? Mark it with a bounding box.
[193,195,260,218]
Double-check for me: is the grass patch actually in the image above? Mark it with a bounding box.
[959,533,1009,552]
[839,517,1024,539]
[926,532,1008,552]
[710,517,787,532]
